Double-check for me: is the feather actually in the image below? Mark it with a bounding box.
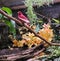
[18,11,30,25]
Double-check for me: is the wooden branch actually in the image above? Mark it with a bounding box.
[35,12,50,20]
[0,48,45,61]
[51,43,60,46]
[0,9,60,46]
[35,12,51,23]
[0,44,45,60]
[0,43,44,55]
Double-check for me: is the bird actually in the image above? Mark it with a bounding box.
[18,11,30,25]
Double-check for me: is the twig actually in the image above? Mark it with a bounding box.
[35,12,49,19]
[0,43,44,56]
[8,48,45,60]
[6,48,45,60]
[0,45,45,60]
[35,12,51,23]
[51,43,60,46]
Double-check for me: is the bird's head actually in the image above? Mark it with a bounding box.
[17,11,30,25]
[17,11,22,15]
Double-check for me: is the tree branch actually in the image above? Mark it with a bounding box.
[0,44,45,60]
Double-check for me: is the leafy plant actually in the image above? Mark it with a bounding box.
[25,0,37,24]
[51,18,60,42]
[52,18,60,24]
[0,7,16,38]
[1,7,12,16]
[47,46,60,59]
[12,24,54,48]
[25,0,53,25]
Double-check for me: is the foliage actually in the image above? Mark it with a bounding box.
[38,23,54,43]
[25,0,53,24]
[0,7,16,38]
[0,2,60,60]
[25,0,37,24]
[1,7,12,16]
[51,18,60,41]
[52,18,60,24]
[46,46,60,59]
[12,23,54,48]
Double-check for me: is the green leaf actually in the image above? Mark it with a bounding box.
[1,7,16,38]
[37,19,43,23]
[52,18,60,24]
[1,7,12,16]
[5,20,11,27]
[5,20,16,37]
